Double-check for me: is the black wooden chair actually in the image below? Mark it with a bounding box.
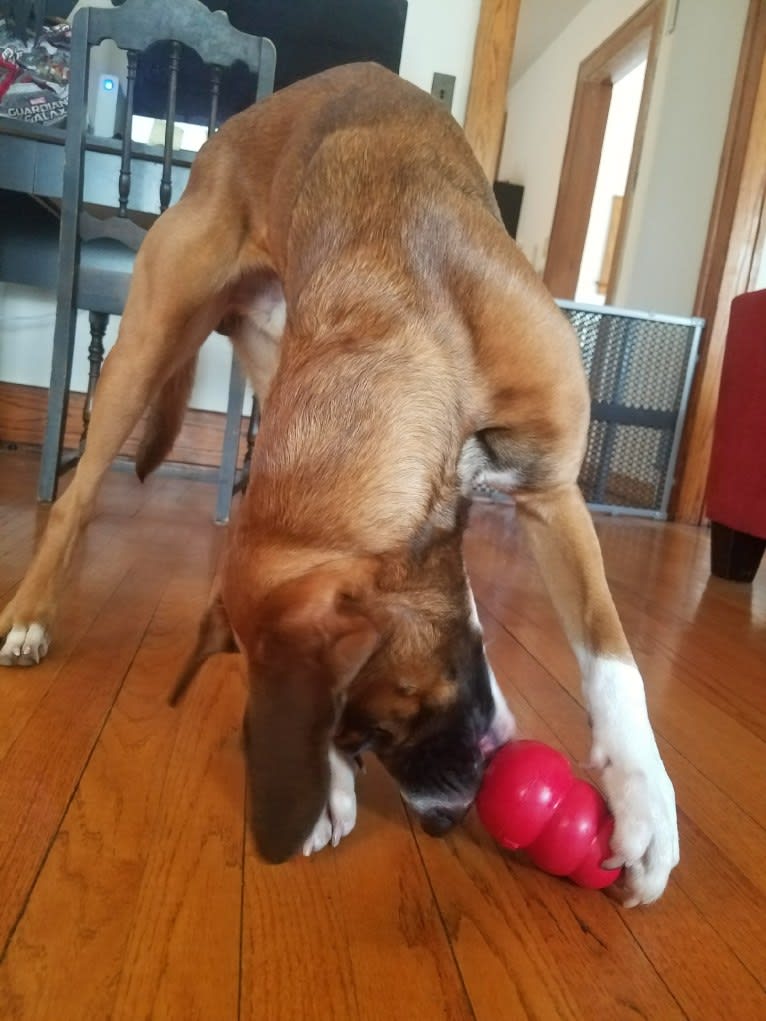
[40,0,275,522]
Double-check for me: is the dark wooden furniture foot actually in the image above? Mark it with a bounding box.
[710,521,766,582]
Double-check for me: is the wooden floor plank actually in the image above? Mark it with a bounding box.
[240,758,474,1021]
[474,603,766,1003]
[0,519,149,761]
[0,569,221,1018]
[240,840,362,1021]
[412,820,686,1021]
[109,659,245,1021]
[333,761,474,1021]
[0,555,173,950]
[1,453,765,1020]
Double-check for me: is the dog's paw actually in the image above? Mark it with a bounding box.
[583,656,680,905]
[595,755,679,907]
[0,622,50,666]
[302,748,357,856]
[302,809,334,856]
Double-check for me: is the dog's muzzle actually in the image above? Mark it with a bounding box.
[417,802,472,836]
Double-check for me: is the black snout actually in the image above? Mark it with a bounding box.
[418,803,470,837]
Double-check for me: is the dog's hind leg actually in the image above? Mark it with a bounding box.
[0,203,245,665]
[168,585,238,706]
[135,352,199,482]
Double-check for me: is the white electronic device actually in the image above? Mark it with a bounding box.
[89,72,124,138]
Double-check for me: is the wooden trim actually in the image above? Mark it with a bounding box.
[672,0,766,522]
[579,0,660,80]
[597,195,623,293]
[543,79,612,298]
[464,0,522,181]
[0,380,250,468]
[748,204,766,290]
[544,0,663,300]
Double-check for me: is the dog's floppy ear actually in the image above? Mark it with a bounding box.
[243,569,381,864]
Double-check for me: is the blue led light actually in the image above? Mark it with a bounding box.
[103,78,115,91]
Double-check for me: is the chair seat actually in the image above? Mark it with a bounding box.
[79,239,135,313]
[0,192,134,313]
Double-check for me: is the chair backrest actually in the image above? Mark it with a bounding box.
[62,0,276,259]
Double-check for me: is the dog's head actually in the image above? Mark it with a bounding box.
[180,524,511,863]
[331,526,511,838]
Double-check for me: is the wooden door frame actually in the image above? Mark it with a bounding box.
[464,0,522,181]
[543,0,664,300]
[671,0,766,523]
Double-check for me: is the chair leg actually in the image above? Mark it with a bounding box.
[80,311,109,450]
[38,299,79,503]
[215,352,247,524]
[710,521,766,582]
[240,395,260,493]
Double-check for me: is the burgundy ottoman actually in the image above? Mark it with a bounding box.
[706,289,766,581]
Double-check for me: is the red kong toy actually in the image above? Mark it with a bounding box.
[476,739,622,889]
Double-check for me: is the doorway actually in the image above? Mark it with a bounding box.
[575,59,646,304]
[543,0,664,302]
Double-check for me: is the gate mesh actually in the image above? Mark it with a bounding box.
[472,303,703,517]
[561,304,702,515]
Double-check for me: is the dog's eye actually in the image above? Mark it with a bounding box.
[372,725,393,744]
[397,682,417,697]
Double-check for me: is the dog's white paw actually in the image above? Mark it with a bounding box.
[596,756,679,906]
[303,809,334,856]
[0,622,50,666]
[584,656,680,906]
[302,747,358,857]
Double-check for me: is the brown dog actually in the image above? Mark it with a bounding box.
[0,63,678,903]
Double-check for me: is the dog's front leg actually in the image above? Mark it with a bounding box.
[302,747,358,856]
[0,201,242,666]
[514,484,679,906]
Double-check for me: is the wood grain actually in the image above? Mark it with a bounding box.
[240,758,473,1021]
[543,79,612,299]
[1,451,765,1019]
[464,0,521,181]
[674,0,766,522]
[0,379,251,469]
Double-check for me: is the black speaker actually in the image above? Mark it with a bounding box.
[493,181,524,238]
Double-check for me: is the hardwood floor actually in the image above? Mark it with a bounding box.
[0,448,764,1020]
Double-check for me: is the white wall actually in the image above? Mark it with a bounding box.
[499,0,749,316]
[498,0,645,273]
[0,0,481,410]
[400,0,481,125]
[614,0,749,313]
[0,283,236,411]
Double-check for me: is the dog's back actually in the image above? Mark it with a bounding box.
[187,63,500,280]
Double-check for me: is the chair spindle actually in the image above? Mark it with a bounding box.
[80,312,109,450]
[118,49,138,217]
[160,40,181,212]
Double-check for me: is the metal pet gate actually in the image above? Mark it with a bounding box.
[557,301,704,518]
